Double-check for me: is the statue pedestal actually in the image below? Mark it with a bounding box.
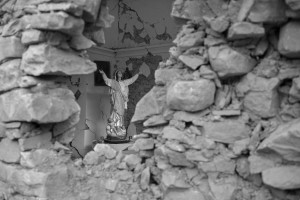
[103,138,131,144]
[103,135,131,144]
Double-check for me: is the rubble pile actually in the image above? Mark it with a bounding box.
[0,0,114,199]
[1,0,300,199]
[129,0,300,199]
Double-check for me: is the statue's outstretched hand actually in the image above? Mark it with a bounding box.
[99,69,104,74]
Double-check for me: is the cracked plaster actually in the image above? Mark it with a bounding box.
[104,0,177,49]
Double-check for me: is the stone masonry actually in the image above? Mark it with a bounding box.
[1,0,300,200]
[0,0,114,199]
[130,0,300,199]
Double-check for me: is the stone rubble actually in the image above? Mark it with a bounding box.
[127,0,300,199]
[1,0,300,199]
[0,0,115,199]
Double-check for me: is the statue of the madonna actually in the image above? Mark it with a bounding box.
[99,69,141,141]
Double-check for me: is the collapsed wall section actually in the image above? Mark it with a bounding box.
[1,0,300,199]
[0,0,114,199]
[129,0,300,199]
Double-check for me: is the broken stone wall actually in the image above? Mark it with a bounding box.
[0,0,114,198]
[129,0,300,199]
[2,0,300,199]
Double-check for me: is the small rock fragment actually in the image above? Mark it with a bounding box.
[207,16,230,33]
[105,179,119,192]
[0,36,25,63]
[0,138,21,163]
[278,20,300,58]
[83,151,101,165]
[123,154,142,170]
[140,167,150,190]
[94,144,117,159]
[238,0,255,21]
[178,54,207,70]
[133,138,155,151]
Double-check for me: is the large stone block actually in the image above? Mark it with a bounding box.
[0,86,80,123]
[227,22,265,40]
[167,79,215,112]
[257,118,300,161]
[131,86,166,122]
[0,59,22,92]
[248,0,287,24]
[236,73,280,118]
[278,21,300,58]
[201,120,251,143]
[208,46,257,78]
[262,166,300,189]
[22,12,84,36]
[0,138,21,163]
[0,36,25,63]
[21,44,97,76]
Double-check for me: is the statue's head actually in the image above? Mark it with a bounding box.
[114,70,123,81]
